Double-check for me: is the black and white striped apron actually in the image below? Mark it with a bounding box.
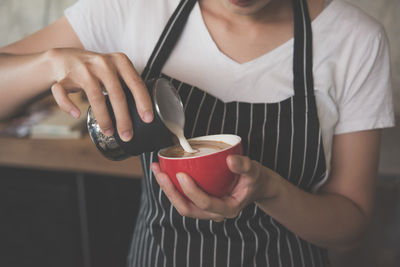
[127,0,329,266]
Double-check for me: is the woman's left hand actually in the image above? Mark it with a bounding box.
[151,154,281,222]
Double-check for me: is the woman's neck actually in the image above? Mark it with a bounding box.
[198,0,324,64]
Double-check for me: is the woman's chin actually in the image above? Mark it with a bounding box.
[222,0,272,16]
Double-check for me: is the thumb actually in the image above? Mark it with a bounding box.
[227,155,258,177]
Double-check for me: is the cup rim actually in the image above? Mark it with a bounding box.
[158,134,241,160]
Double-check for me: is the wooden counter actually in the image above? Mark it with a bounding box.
[0,134,143,178]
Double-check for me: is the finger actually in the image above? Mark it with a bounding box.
[227,155,259,177]
[176,172,240,218]
[151,163,194,215]
[82,72,114,136]
[151,164,223,220]
[113,53,153,123]
[51,82,81,118]
[98,67,133,142]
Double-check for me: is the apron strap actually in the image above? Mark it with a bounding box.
[142,0,315,97]
[141,0,197,81]
[292,0,314,97]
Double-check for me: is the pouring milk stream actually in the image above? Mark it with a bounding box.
[153,79,197,154]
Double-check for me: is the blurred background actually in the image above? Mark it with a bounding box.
[0,0,399,267]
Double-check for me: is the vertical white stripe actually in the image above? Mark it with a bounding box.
[158,182,167,267]
[141,153,149,181]
[249,206,259,267]
[270,218,283,267]
[285,234,295,267]
[299,0,308,97]
[182,216,191,267]
[287,98,295,180]
[210,221,218,267]
[196,219,204,267]
[258,103,270,267]
[206,98,218,135]
[308,129,322,188]
[307,242,316,267]
[145,0,190,81]
[138,173,152,265]
[272,103,283,267]
[155,245,160,267]
[220,103,227,133]
[258,217,270,267]
[295,236,306,267]
[232,102,245,266]
[177,81,184,93]
[191,92,206,137]
[274,103,281,170]
[235,102,239,135]
[133,154,150,266]
[147,237,154,267]
[220,108,230,267]
[260,104,267,164]
[298,0,309,187]
[142,230,150,266]
[234,211,245,267]
[247,103,254,156]
[246,104,258,267]
[184,86,195,112]
[295,0,314,257]
[142,152,156,266]
[148,153,163,266]
[170,203,178,267]
[223,220,231,267]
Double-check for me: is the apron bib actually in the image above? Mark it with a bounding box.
[128,0,329,266]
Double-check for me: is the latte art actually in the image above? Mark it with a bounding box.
[160,140,231,158]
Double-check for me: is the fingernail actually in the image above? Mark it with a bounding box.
[104,129,114,136]
[121,130,133,141]
[143,110,153,123]
[176,173,185,185]
[70,109,80,119]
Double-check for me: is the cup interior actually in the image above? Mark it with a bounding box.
[158,134,241,159]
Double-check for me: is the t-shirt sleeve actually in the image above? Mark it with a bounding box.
[64,0,135,53]
[334,27,395,134]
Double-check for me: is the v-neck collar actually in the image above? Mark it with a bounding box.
[191,0,332,71]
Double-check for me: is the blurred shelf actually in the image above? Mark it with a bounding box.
[0,134,143,178]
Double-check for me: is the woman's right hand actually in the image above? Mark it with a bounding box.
[48,47,153,142]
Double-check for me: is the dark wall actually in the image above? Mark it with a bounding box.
[0,166,142,267]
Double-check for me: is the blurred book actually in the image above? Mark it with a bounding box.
[30,102,88,139]
[0,109,51,138]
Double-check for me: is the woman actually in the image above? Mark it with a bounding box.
[0,0,394,266]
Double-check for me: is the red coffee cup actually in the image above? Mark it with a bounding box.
[158,134,242,198]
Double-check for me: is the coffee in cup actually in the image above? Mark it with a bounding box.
[158,134,242,197]
[159,140,231,158]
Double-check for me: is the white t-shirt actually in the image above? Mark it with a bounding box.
[65,0,395,184]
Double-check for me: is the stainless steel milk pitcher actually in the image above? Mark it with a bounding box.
[87,78,182,160]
